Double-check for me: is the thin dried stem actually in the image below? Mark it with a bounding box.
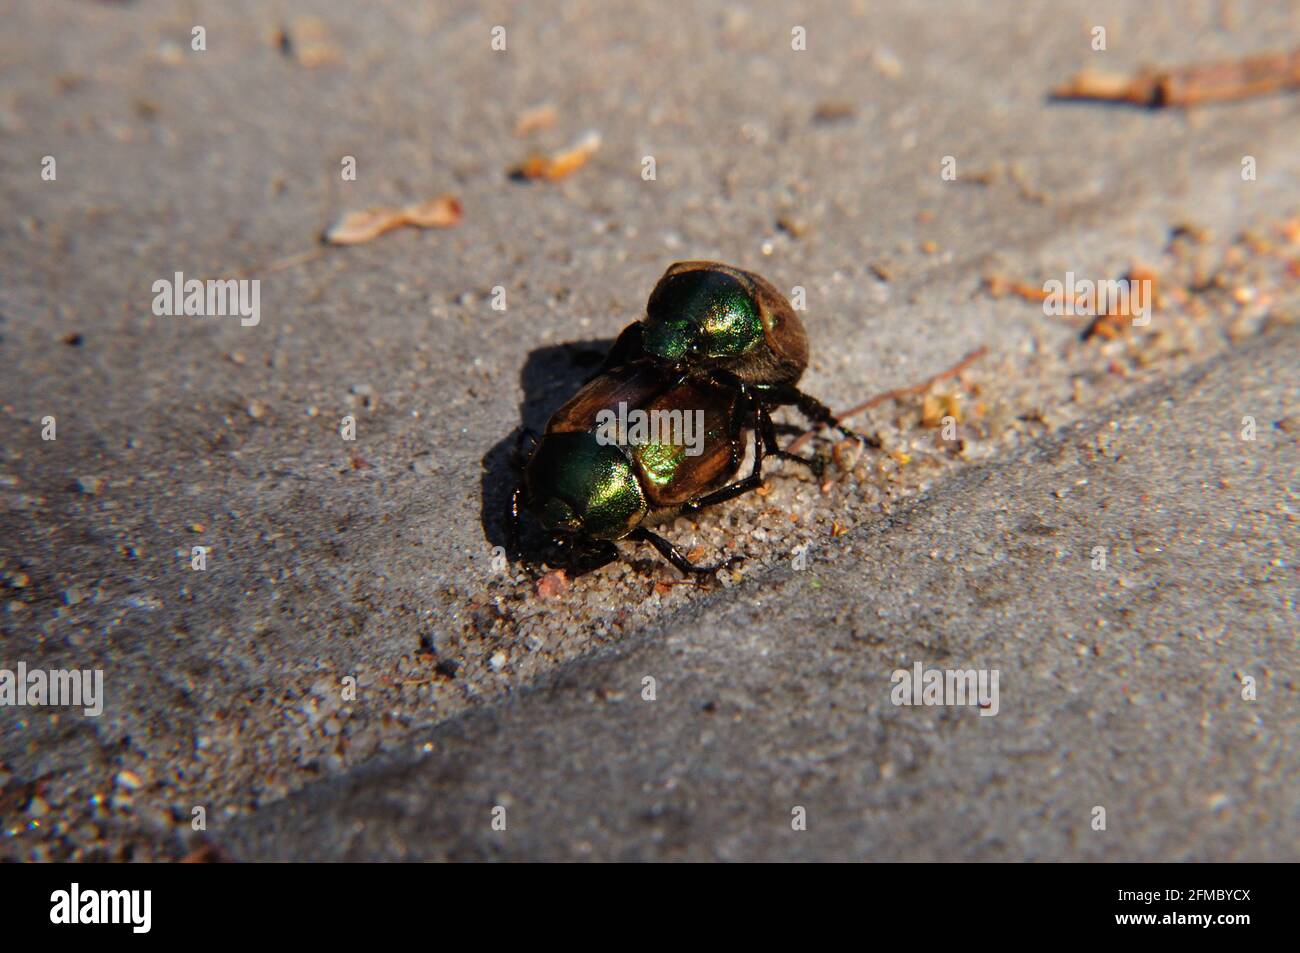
[1053,48,1300,107]
[786,346,988,454]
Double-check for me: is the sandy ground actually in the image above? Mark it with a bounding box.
[0,0,1296,860]
[230,335,1300,861]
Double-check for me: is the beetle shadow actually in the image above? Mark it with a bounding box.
[479,337,616,561]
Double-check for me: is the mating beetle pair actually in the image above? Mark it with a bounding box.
[509,261,862,575]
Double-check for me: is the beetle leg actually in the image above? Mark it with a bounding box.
[790,388,874,445]
[758,404,823,476]
[759,384,881,448]
[682,404,766,511]
[628,527,737,576]
[510,427,540,469]
[700,372,817,466]
[564,536,621,575]
[507,483,523,558]
[503,487,549,580]
[630,403,767,575]
[705,368,746,392]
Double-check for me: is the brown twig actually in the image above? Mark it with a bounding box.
[510,131,601,181]
[787,346,988,454]
[212,247,327,282]
[323,194,463,245]
[1053,48,1300,107]
[984,274,1051,302]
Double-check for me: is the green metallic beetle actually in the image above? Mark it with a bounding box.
[509,261,862,575]
[599,260,856,433]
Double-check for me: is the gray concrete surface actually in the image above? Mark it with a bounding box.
[228,334,1300,861]
[0,0,1297,860]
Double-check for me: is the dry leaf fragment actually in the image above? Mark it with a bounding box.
[402,195,464,228]
[324,194,462,245]
[514,104,559,137]
[181,843,232,863]
[325,207,405,245]
[984,274,1051,301]
[812,100,857,122]
[512,131,601,181]
[921,393,961,427]
[777,215,810,238]
[1053,48,1300,107]
[1083,265,1161,341]
[832,438,863,471]
[275,16,342,68]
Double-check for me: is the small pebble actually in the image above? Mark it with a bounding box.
[536,569,569,600]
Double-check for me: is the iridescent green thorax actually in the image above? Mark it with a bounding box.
[524,432,648,540]
[634,441,685,487]
[641,315,693,361]
[643,270,763,360]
